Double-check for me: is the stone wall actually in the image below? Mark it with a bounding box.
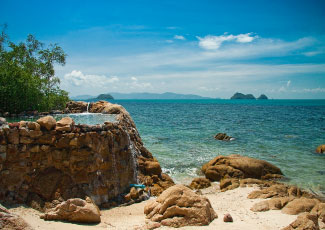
[0,101,174,208]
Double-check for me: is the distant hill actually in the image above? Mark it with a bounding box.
[110,92,212,99]
[231,92,256,99]
[96,93,114,100]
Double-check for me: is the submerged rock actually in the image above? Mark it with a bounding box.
[201,154,283,182]
[144,184,217,228]
[214,133,234,141]
[41,197,100,223]
[316,145,325,154]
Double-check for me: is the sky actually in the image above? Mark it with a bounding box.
[1,0,325,99]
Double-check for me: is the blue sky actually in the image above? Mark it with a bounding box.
[1,0,325,98]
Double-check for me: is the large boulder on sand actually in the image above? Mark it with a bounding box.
[281,198,320,215]
[37,116,56,131]
[0,204,34,230]
[41,197,101,223]
[144,184,217,228]
[202,154,283,181]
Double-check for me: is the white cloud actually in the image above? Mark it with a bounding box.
[64,70,119,87]
[287,80,291,87]
[197,33,258,50]
[302,88,325,93]
[174,35,186,40]
[131,77,138,81]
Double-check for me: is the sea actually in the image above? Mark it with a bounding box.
[112,99,325,195]
[6,99,325,195]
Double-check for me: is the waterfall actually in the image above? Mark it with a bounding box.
[86,102,90,113]
[125,131,140,184]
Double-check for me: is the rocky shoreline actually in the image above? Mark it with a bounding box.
[0,101,324,229]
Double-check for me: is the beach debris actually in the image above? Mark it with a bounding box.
[316,144,325,154]
[189,177,211,190]
[282,212,319,230]
[40,197,101,223]
[223,213,233,222]
[214,133,234,141]
[144,184,217,228]
[202,154,283,182]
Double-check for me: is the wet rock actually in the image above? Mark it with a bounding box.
[214,133,234,141]
[316,145,325,154]
[37,116,56,131]
[223,213,233,222]
[189,177,211,190]
[0,203,34,230]
[202,154,283,182]
[282,212,319,230]
[282,198,320,215]
[41,197,100,223]
[55,117,74,132]
[144,184,217,228]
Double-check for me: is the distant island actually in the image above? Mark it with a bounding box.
[230,92,268,100]
[96,93,114,100]
[71,92,213,100]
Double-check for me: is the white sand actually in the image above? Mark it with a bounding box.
[9,183,297,230]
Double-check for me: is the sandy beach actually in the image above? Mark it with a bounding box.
[8,183,298,230]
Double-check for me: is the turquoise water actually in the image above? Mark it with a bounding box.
[110,99,325,194]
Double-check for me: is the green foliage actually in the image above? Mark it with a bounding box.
[0,26,69,114]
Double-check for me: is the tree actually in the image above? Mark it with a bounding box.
[0,25,69,114]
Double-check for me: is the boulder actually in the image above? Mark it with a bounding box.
[144,185,217,228]
[282,212,319,230]
[250,197,293,212]
[220,178,239,192]
[214,133,233,141]
[189,177,211,190]
[316,145,325,154]
[311,203,325,223]
[55,117,74,132]
[282,198,319,215]
[247,184,313,200]
[41,197,101,223]
[0,204,34,230]
[37,116,56,131]
[202,154,282,182]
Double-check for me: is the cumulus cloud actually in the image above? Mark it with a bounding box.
[174,35,186,40]
[197,33,258,50]
[64,70,119,87]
